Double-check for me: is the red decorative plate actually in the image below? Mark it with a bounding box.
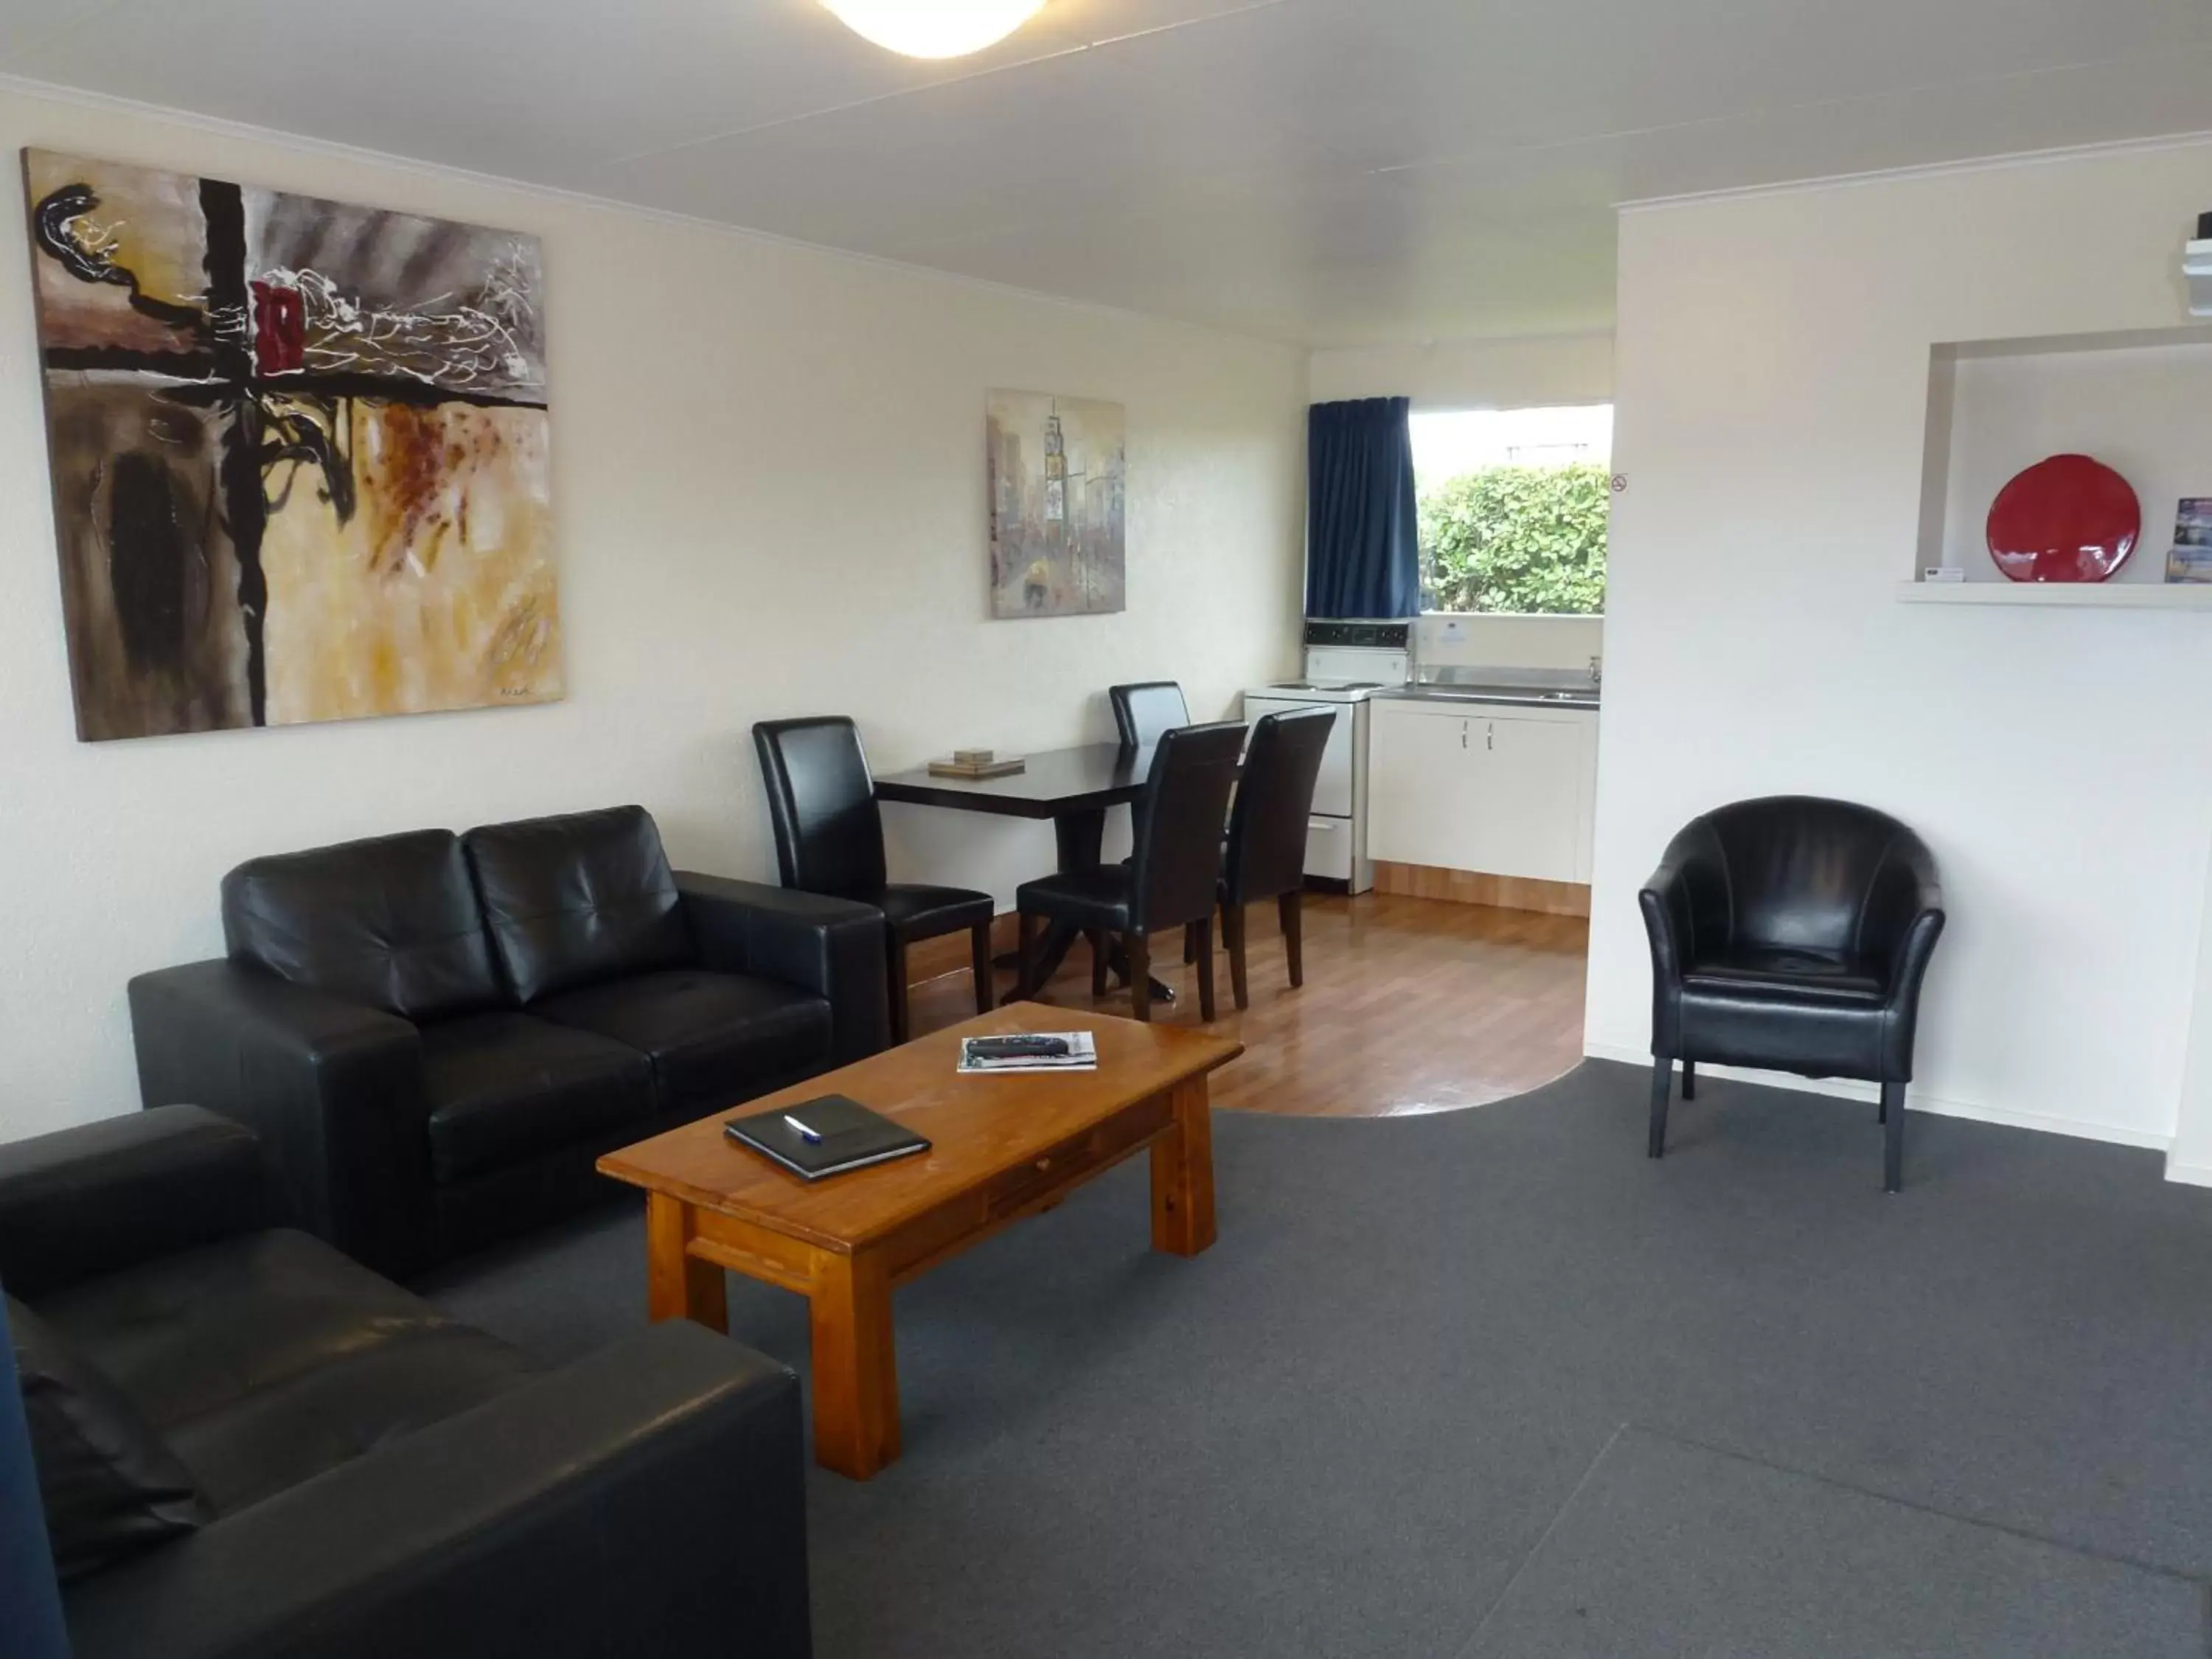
[1986,454,2140,583]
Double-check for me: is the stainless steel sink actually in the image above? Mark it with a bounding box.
[1395,684,1598,706]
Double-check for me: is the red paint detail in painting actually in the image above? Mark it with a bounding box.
[251,281,305,375]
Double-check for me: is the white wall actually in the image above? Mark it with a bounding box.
[1587,137,2212,1150]
[1310,332,1614,409]
[0,86,1307,1138]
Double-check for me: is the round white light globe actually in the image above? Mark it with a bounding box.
[821,0,1047,58]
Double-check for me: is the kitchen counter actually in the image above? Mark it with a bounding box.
[1374,684,1601,712]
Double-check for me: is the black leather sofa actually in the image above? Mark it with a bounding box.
[3,1105,811,1659]
[129,805,888,1278]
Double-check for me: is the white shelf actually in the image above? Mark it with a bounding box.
[1896,581,2212,608]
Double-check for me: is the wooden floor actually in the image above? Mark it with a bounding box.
[908,893,1589,1119]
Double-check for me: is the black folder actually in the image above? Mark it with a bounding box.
[723,1094,931,1181]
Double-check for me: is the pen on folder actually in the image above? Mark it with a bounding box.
[782,1113,823,1144]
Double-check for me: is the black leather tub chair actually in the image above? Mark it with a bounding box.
[1640,795,1945,1192]
[1,1105,812,1659]
[128,806,888,1277]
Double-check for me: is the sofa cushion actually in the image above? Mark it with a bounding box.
[421,1012,655,1184]
[162,1322,536,1515]
[221,828,501,1022]
[535,970,835,1118]
[32,1234,535,1520]
[8,1293,210,1580]
[463,807,694,1004]
[36,1231,454,1428]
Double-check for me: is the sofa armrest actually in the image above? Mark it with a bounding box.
[677,872,891,1062]
[0,1106,267,1301]
[61,1321,812,1659]
[128,961,437,1281]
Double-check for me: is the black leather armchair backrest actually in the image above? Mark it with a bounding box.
[462,807,694,1004]
[1224,707,1335,906]
[222,830,501,1022]
[752,717,888,900]
[1703,796,1927,956]
[1129,722,1246,933]
[1109,681,1190,749]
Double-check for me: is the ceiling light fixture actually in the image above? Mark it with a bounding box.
[821,0,1046,59]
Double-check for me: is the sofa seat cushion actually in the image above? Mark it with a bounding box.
[1682,945,1888,1006]
[421,1012,655,1185]
[162,1321,535,1515]
[35,1231,535,1519]
[38,1231,450,1427]
[535,970,835,1118]
[8,1294,211,1580]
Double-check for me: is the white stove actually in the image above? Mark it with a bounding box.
[1243,621,1413,894]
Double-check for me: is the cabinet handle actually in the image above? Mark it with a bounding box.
[1487,723,1494,751]
[1461,720,1469,750]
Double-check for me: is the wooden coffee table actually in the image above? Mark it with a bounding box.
[596,1003,1242,1479]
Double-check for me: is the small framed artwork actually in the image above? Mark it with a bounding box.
[2166,499,2212,584]
[986,389,1126,619]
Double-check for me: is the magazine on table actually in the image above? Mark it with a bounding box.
[957,1032,1099,1074]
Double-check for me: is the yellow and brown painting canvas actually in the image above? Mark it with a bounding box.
[24,149,561,741]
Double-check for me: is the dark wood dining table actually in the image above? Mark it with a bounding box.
[873,742,1175,1002]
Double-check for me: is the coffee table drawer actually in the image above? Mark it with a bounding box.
[979,1093,1175,1223]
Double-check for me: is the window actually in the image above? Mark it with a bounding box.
[1411,405,1612,615]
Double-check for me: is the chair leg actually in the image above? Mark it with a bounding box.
[1224,903,1250,1012]
[1183,922,1198,964]
[970,922,994,1017]
[1127,933,1152,1023]
[1278,890,1304,989]
[1680,1060,1696,1102]
[1194,916,1217,1023]
[1015,911,1043,1001]
[1882,1082,1905,1193]
[1089,930,1110,997]
[887,939,911,1046]
[1647,1057,1672,1159]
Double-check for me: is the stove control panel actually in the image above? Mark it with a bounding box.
[1302,619,1412,650]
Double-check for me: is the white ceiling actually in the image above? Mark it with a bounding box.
[4,0,2209,347]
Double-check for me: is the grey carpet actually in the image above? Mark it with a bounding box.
[1461,1427,2204,1657]
[422,1060,2212,1657]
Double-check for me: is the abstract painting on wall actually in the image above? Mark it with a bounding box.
[987,388,1125,618]
[23,149,561,741]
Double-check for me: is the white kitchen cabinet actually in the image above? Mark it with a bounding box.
[1367,699,1599,884]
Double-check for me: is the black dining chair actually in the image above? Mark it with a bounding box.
[1109,681,1190,748]
[1640,795,1946,1192]
[1220,706,1335,1009]
[1015,721,1245,1023]
[754,716,996,1045]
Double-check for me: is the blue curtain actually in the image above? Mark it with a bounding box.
[1305,397,1419,619]
[0,1294,69,1659]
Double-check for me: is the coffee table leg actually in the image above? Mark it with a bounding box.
[1150,1075,1218,1256]
[645,1192,728,1333]
[810,1247,900,1479]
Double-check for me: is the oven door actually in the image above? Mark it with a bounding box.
[1240,695,1354,818]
